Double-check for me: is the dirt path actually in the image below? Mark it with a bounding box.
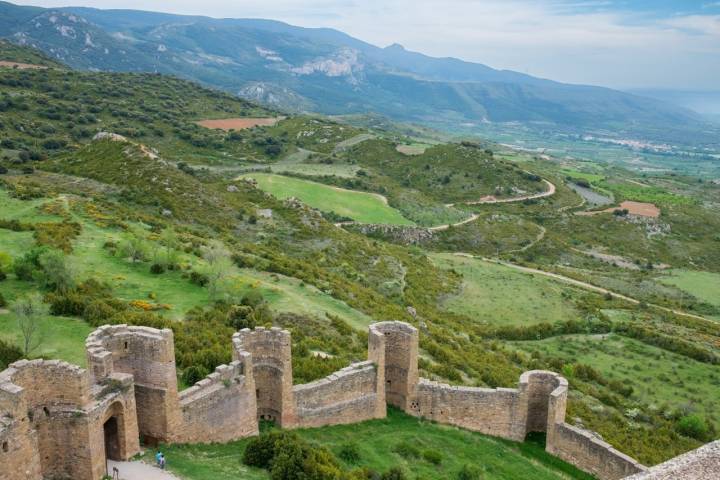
[445,179,556,207]
[108,460,181,480]
[333,133,375,152]
[428,213,481,232]
[454,254,712,323]
[507,225,547,254]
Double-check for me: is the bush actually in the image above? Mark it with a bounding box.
[83,300,121,326]
[677,415,709,441]
[150,263,166,275]
[189,271,209,287]
[0,165,7,175]
[0,292,6,308]
[422,449,442,465]
[393,441,420,459]
[0,271,6,282]
[241,290,265,308]
[243,431,298,469]
[457,464,484,480]
[181,365,210,386]
[381,468,407,480]
[338,442,361,464]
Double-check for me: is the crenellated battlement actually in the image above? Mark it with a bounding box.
[1,320,683,480]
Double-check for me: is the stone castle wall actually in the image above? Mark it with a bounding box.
[6,320,713,480]
[177,359,258,443]
[0,359,140,480]
[293,361,384,428]
[370,322,418,410]
[89,325,258,444]
[233,327,297,427]
[86,325,182,443]
[543,372,646,480]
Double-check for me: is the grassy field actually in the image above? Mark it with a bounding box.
[512,332,720,430]
[0,277,92,366]
[144,408,594,480]
[431,254,582,326]
[240,173,414,225]
[561,169,605,183]
[658,270,720,307]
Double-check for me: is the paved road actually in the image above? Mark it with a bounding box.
[108,460,181,480]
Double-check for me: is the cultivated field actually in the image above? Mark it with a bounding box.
[240,173,414,225]
[396,143,430,155]
[197,117,283,130]
[578,200,661,217]
[0,61,48,70]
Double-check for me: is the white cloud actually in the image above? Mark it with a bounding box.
[10,0,720,89]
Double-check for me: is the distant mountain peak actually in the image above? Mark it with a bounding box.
[385,43,406,51]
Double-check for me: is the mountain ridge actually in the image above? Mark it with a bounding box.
[0,1,714,145]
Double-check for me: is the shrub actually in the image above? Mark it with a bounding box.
[227,305,255,330]
[181,365,209,386]
[243,431,298,469]
[13,247,49,281]
[150,263,165,275]
[189,271,209,287]
[338,442,361,464]
[381,468,407,480]
[47,291,87,316]
[0,292,6,308]
[457,464,484,480]
[677,415,709,441]
[241,290,265,308]
[422,449,442,465]
[393,441,420,459]
[37,249,76,293]
[0,165,7,174]
[0,271,6,282]
[83,300,121,326]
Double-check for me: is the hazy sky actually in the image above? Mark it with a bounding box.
[11,0,720,90]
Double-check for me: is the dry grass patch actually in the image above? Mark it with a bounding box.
[197,117,284,131]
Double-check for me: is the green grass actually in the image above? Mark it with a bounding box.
[240,173,414,225]
[598,182,695,206]
[239,269,373,330]
[0,189,61,223]
[144,408,594,480]
[0,282,92,366]
[561,169,605,183]
[431,254,582,326]
[513,332,720,430]
[659,270,720,307]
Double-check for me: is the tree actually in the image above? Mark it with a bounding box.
[201,241,233,302]
[11,292,49,356]
[38,249,76,293]
[117,229,149,263]
[159,227,180,267]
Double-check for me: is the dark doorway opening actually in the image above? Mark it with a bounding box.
[104,416,121,461]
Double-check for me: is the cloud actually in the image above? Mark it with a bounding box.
[10,0,720,89]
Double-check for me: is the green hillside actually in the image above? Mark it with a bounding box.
[0,42,718,472]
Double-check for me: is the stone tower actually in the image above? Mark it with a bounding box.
[369,322,419,410]
[86,325,182,443]
[233,327,297,427]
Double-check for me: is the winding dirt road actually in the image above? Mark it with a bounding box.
[445,179,556,207]
[338,179,556,231]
